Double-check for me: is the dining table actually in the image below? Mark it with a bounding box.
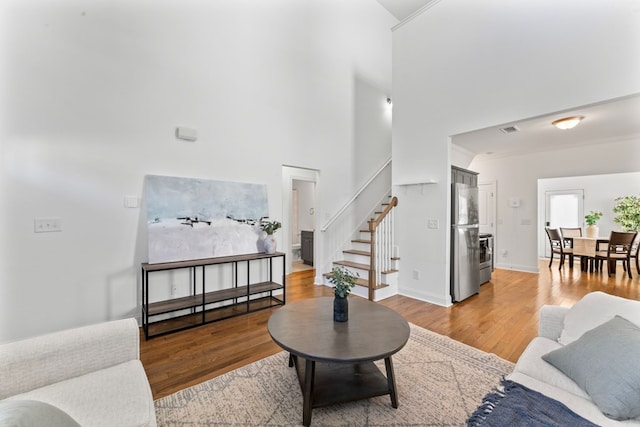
[569,236,609,272]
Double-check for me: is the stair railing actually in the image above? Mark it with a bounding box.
[367,196,398,300]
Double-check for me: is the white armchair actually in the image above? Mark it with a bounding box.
[0,318,156,427]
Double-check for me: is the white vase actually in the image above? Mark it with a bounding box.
[263,235,277,254]
[585,225,598,238]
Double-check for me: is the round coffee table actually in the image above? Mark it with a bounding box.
[268,297,410,426]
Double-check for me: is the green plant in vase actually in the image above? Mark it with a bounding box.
[584,211,602,238]
[260,220,281,254]
[260,220,281,235]
[584,211,603,226]
[328,265,359,322]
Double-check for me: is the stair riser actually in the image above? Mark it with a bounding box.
[351,241,370,252]
[381,271,398,287]
[359,231,372,240]
[343,253,371,265]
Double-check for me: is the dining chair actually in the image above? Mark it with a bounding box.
[560,227,582,268]
[546,228,573,269]
[560,227,582,245]
[594,231,638,278]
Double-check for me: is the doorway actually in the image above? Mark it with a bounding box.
[292,179,315,272]
[543,189,584,257]
[282,166,319,274]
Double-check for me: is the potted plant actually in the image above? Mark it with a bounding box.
[260,220,281,254]
[327,265,358,322]
[612,195,640,232]
[584,210,602,238]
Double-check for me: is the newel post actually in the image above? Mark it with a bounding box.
[368,218,377,301]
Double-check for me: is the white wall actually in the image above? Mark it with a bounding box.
[470,138,640,272]
[392,0,640,305]
[0,0,396,342]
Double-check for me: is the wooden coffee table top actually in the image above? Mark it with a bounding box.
[268,297,410,363]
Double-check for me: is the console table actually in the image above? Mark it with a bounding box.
[142,252,285,339]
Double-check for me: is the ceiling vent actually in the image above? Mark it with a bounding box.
[499,125,520,134]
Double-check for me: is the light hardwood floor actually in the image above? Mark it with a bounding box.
[140,259,640,400]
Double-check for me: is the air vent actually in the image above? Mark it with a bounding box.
[499,125,520,134]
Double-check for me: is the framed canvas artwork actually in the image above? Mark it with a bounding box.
[144,175,269,264]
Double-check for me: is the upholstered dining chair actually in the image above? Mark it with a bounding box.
[560,227,582,268]
[546,227,574,269]
[594,231,638,278]
[560,227,582,247]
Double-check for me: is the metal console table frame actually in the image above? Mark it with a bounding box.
[142,252,285,339]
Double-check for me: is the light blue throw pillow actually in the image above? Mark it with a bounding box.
[542,315,640,421]
[0,400,81,427]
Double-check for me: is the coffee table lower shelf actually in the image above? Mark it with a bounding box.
[290,354,397,426]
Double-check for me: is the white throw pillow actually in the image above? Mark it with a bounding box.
[559,291,640,345]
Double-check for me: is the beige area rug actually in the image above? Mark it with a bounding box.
[154,323,514,426]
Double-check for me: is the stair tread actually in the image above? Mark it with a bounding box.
[355,279,389,290]
[322,274,389,291]
[343,249,370,257]
[351,239,371,244]
[333,260,370,270]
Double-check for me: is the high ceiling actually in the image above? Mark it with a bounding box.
[375,0,434,21]
[374,1,640,160]
[453,95,640,159]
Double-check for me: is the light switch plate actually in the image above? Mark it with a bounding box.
[176,126,198,142]
[124,196,139,208]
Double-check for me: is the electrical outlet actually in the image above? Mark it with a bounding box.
[34,218,62,233]
[412,269,420,280]
[427,219,439,229]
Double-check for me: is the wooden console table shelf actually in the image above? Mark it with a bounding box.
[142,252,285,339]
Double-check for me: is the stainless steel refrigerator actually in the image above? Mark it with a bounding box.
[451,183,480,302]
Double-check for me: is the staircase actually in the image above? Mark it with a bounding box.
[324,196,399,301]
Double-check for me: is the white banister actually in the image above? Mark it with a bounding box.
[367,196,398,300]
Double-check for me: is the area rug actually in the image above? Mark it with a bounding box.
[154,323,514,426]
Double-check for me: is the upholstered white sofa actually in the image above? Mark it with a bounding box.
[0,318,157,427]
[508,291,640,426]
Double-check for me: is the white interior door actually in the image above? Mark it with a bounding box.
[543,189,584,257]
[478,181,496,236]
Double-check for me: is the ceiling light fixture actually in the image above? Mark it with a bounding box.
[552,115,584,130]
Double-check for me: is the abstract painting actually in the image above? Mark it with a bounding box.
[144,175,269,264]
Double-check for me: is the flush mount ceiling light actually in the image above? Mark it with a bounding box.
[552,115,584,130]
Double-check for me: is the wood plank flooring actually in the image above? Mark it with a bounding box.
[140,260,640,400]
